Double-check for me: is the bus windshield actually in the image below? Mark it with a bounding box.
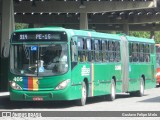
[10,43,68,76]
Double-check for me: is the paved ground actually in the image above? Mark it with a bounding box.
[0,86,160,119]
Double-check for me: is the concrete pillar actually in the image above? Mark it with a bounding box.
[123,20,129,35]
[1,0,15,91]
[150,31,155,39]
[80,13,88,30]
[1,0,15,57]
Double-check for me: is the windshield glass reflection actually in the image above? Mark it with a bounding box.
[10,44,68,76]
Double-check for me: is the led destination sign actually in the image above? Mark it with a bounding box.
[12,31,67,41]
[19,34,52,40]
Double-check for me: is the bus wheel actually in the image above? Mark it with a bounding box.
[107,80,116,101]
[130,79,145,97]
[137,79,145,97]
[77,81,87,106]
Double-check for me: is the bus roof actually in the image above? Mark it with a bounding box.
[14,27,155,44]
[70,29,121,40]
[15,26,66,32]
[126,36,155,44]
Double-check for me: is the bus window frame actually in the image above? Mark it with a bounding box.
[70,37,78,62]
[102,40,107,62]
[85,38,92,62]
[115,41,120,62]
[94,39,101,62]
[130,42,152,63]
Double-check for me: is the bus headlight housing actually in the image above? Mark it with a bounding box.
[55,79,70,90]
[9,81,22,90]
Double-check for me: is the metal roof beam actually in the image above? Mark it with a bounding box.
[90,15,160,24]
[92,24,160,31]
[15,14,160,24]
[14,1,157,13]
[31,24,160,31]
[129,15,160,24]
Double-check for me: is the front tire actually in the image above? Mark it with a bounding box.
[77,81,87,106]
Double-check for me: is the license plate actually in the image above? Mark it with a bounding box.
[33,97,43,101]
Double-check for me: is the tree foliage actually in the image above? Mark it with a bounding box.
[129,31,160,43]
[15,23,28,30]
[129,31,150,38]
[155,32,160,43]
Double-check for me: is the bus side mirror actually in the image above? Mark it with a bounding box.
[2,42,9,58]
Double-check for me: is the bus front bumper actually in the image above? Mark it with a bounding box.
[10,89,72,101]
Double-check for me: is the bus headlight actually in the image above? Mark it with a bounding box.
[55,79,70,90]
[9,81,22,90]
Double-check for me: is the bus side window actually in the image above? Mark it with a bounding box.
[71,39,78,62]
[91,39,95,62]
[144,44,150,62]
[78,37,85,62]
[132,43,139,62]
[115,41,120,62]
[108,41,114,62]
[150,44,154,54]
[111,41,115,62]
[102,40,107,62]
[106,41,109,62]
[129,42,133,62]
[86,38,92,62]
[137,43,140,62]
[95,40,100,62]
[139,44,144,62]
[99,40,102,62]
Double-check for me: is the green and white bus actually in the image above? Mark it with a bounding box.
[9,27,156,106]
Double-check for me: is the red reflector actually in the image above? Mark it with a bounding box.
[33,97,43,101]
